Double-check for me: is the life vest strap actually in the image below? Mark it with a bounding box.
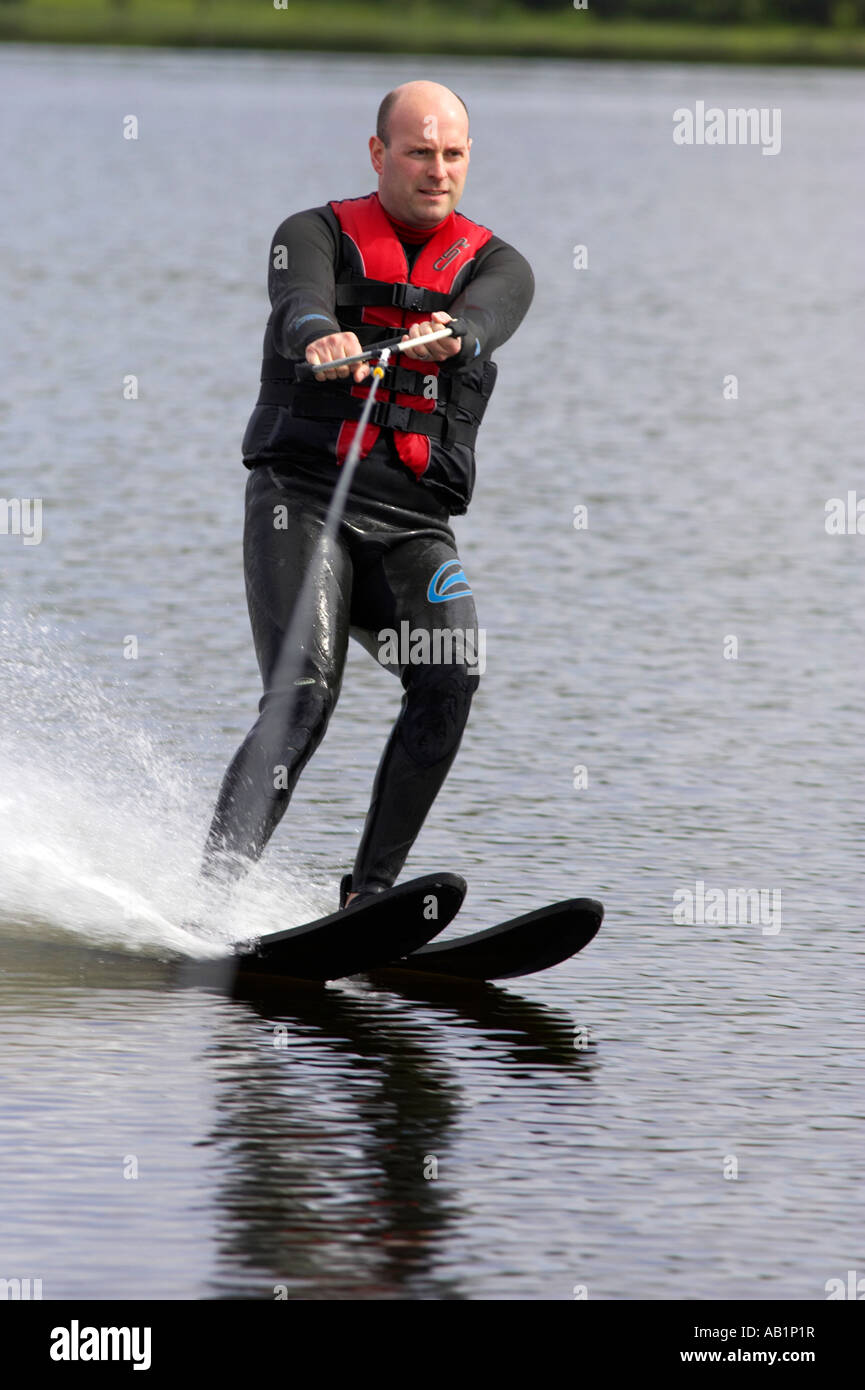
[335,278,452,314]
[260,358,464,403]
[276,386,488,449]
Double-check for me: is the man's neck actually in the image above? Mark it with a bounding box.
[377,193,450,244]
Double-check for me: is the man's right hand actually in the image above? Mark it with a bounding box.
[306,331,369,382]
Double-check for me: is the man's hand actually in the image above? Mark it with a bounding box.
[400,310,461,363]
[306,310,461,381]
[306,331,370,383]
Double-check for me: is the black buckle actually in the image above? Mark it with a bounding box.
[394,284,427,312]
[373,402,413,431]
[387,364,428,395]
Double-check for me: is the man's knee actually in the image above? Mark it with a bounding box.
[258,679,336,759]
[398,664,479,768]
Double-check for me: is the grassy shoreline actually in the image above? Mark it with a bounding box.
[2,2,865,67]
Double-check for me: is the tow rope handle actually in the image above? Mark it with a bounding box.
[294,318,469,382]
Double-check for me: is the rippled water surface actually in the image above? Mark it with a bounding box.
[1,44,863,1300]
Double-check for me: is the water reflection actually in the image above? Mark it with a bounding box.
[202,977,597,1298]
[0,942,597,1299]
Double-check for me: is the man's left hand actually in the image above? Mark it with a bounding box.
[399,310,462,363]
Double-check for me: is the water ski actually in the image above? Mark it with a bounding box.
[376,896,604,983]
[232,872,466,983]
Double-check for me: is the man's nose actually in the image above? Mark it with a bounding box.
[429,152,447,181]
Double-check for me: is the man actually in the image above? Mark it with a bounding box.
[203,80,534,910]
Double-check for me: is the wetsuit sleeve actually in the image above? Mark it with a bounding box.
[267,207,341,360]
[444,236,535,370]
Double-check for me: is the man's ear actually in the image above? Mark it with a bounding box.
[369,135,385,174]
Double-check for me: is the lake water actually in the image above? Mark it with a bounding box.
[1,42,863,1301]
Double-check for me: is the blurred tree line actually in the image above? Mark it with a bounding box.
[521,0,862,20]
[1,0,861,24]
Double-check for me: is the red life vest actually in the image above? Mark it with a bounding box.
[329,193,493,476]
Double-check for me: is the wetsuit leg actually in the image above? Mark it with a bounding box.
[202,466,351,879]
[347,533,481,895]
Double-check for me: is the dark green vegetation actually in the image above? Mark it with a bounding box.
[1,0,864,65]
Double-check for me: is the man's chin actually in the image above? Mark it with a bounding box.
[411,197,453,223]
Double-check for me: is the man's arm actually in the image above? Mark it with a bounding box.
[446,237,535,368]
[398,236,534,369]
[268,206,373,380]
[267,207,341,359]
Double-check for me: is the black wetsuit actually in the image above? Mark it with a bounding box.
[204,203,534,898]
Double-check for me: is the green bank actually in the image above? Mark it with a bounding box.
[1,0,864,65]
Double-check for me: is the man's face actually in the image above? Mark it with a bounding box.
[370,105,471,227]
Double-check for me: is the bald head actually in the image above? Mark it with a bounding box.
[377,82,469,147]
[369,81,472,228]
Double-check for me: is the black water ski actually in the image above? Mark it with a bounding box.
[233,872,466,982]
[378,896,604,982]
